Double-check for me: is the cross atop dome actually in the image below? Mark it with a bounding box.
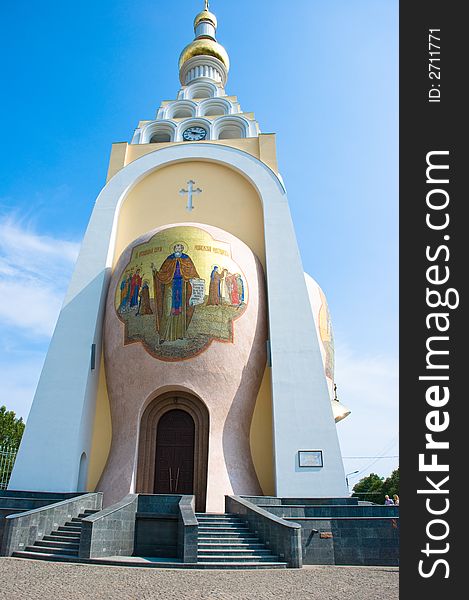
[179,0,229,86]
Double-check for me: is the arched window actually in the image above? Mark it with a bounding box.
[218,124,245,140]
[192,89,211,99]
[203,106,226,117]
[150,132,171,143]
[173,108,194,119]
[77,452,87,491]
[187,83,215,100]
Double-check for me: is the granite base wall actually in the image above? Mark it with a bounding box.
[241,496,399,567]
[1,493,102,556]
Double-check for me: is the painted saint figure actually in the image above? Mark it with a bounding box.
[129,268,142,309]
[236,273,245,304]
[119,271,133,312]
[206,266,227,306]
[137,280,153,316]
[152,244,200,342]
[225,272,240,306]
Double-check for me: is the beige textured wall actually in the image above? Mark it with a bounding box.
[99,223,267,511]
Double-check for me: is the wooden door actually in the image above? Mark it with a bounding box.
[154,409,195,494]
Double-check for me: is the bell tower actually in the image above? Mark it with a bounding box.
[10,2,348,508]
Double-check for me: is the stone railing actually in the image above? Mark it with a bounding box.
[177,495,198,563]
[226,495,302,568]
[1,492,103,556]
[79,494,138,559]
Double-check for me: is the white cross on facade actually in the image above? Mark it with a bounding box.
[179,180,202,211]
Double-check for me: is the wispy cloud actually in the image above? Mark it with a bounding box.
[0,354,45,420]
[0,215,80,337]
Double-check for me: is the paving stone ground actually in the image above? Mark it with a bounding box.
[0,558,398,600]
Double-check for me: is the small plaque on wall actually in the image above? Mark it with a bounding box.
[298,450,323,468]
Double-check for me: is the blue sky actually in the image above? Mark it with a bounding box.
[0,0,398,488]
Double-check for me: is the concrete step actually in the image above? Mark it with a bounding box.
[198,525,250,531]
[12,551,80,562]
[199,532,251,537]
[197,554,280,563]
[196,515,245,520]
[199,519,245,527]
[195,513,237,517]
[198,520,248,526]
[11,551,288,569]
[24,545,78,557]
[198,517,245,522]
[45,534,81,542]
[197,531,257,538]
[198,543,265,549]
[194,561,287,569]
[37,540,80,550]
[198,548,273,557]
[53,529,81,538]
[59,524,82,532]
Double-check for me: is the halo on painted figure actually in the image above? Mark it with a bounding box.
[114,225,250,361]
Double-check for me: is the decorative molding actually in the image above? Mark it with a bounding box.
[140,120,177,144]
[177,81,223,100]
[198,97,235,117]
[212,115,255,139]
[179,55,228,87]
[175,117,213,142]
[165,99,197,120]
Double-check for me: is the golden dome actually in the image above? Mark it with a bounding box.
[179,38,230,71]
[194,9,217,29]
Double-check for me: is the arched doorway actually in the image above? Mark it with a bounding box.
[154,409,195,494]
[137,393,209,512]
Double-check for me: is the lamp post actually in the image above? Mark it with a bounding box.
[346,470,360,494]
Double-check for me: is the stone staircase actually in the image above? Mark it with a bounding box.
[13,509,99,561]
[195,513,287,569]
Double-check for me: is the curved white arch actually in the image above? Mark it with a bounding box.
[164,100,197,120]
[212,115,255,139]
[175,117,214,141]
[182,81,220,100]
[140,120,177,144]
[10,142,347,499]
[198,97,234,117]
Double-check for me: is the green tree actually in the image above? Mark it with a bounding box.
[382,467,399,501]
[352,473,385,504]
[0,405,25,449]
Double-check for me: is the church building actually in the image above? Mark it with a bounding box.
[9,1,350,513]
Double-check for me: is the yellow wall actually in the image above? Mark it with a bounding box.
[250,366,275,495]
[113,160,266,269]
[86,354,112,491]
[106,143,127,182]
[106,135,278,182]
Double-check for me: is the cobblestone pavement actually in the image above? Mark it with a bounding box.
[0,558,398,600]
